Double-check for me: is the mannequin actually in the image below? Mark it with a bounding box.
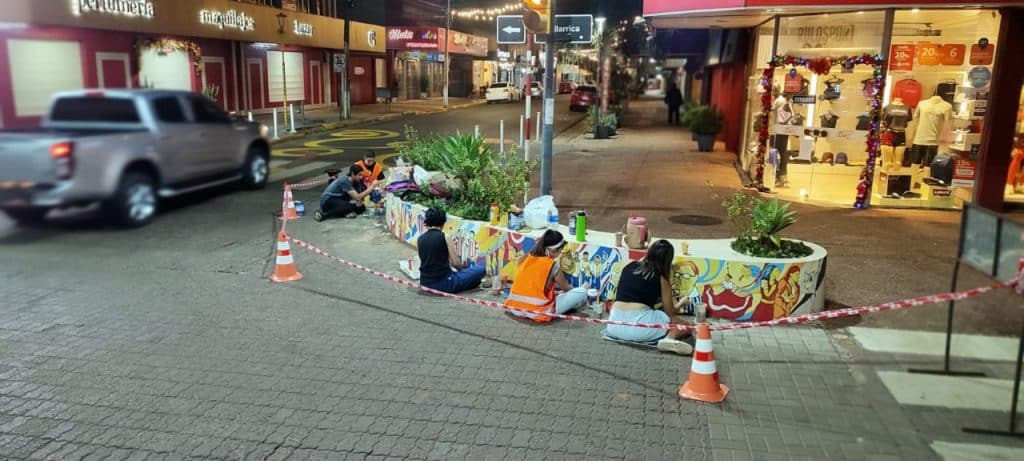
[881,97,911,170]
[905,95,952,168]
[770,86,792,187]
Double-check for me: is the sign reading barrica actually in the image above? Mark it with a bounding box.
[72,0,155,18]
[199,9,255,32]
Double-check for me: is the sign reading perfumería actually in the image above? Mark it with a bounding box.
[72,0,156,18]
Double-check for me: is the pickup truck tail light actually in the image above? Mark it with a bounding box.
[50,141,75,180]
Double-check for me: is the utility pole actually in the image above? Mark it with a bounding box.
[443,0,451,108]
[340,1,354,120]
[540,0,555,196]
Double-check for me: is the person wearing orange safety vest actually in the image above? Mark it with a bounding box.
[505,230,588,322]
[353,151,384,190]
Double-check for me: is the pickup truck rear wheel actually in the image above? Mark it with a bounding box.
[105,172,157,228]
[241,146,269,189]
[3,208,49,226]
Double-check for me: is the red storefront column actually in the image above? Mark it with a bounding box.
[973,8,1024,212]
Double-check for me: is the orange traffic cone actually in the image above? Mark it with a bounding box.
[678,323,729,403]
[270,232,303,283]
[281,183,299,220]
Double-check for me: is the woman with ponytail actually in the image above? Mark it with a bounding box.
[504,230,588,322]
[603,239,693,355]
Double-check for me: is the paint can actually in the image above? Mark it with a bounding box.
[587,288,599,313]
[694,302,708,323]
[294,201,305,217]
[568,211,578,236]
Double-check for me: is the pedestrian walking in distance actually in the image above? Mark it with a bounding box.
[664,83,684,126]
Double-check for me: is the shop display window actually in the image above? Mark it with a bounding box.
[1004,85,1024,204]
[877,9,1001,209]
[743,8,1002,210]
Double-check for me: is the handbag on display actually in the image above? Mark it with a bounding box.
[789,114,805,126]
[930,153,956,185]
[820,113,839,128]
[821,76,843,101]
[856,114,873,131]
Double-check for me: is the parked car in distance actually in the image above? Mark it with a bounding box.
[527,82,543,98]
[569,85,599,111]
[485,82,521,103]
[0,89,271,228]
[558,81,576,94]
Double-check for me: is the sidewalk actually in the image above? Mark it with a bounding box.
[545,97,1022,337]
[251,97,485,144]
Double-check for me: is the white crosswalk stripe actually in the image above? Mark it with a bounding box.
[844,327,1024,457]
[850,327,1019,361]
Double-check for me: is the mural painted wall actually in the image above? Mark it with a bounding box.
[386,195,826,321]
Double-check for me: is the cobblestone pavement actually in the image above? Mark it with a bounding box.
[2,102,1019,459]
[0,203,953,460]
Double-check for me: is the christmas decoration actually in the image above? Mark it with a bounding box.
[136,38,203,75]
[757,54,885,208]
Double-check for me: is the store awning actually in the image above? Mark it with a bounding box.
[646,1,1021,29]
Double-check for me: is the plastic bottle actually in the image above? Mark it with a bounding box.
[547,207,558,229]
[489,202,500,226]
[575,211,587,242]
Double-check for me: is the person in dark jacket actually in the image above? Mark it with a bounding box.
[664,84,684,125]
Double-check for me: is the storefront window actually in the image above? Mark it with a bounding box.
[875,9,1000,209]
[739,26,775,181]
[1004,84,1024,204]
[764,11,886,206]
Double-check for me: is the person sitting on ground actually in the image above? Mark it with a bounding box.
[603,239,693,355]
[353,150,385,189]
[314,165,378,221]
[417,207,486,294]
[505,230,589,323]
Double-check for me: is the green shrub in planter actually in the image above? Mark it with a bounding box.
[688,105,723,152]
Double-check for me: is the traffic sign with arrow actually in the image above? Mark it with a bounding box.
[496,15,526,44]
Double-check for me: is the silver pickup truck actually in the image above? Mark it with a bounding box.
[0,89,271,227]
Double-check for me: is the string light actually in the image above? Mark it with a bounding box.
[452,2,521,22]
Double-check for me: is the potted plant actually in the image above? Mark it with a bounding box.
[717,188,813,258]
[600,112,618,137]
[689,105,723,152]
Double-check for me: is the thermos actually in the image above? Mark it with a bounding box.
[489,202,500,226]
[625,215,648,249]
[575,211,587,242]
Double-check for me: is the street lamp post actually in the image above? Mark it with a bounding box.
[443,0,451,108]
[593,16,605,139]
[277,13,288,125]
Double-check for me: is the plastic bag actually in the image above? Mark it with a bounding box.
[524,195,557,230]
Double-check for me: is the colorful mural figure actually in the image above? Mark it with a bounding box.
[384,195,826,320]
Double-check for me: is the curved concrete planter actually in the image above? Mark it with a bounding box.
[385,195,827,321]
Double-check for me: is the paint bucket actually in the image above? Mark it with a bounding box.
[294,201,305,217]
[694,302,708,323]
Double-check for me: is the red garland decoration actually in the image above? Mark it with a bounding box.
[756,54,885,207]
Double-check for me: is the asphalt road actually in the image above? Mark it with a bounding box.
[268,94,586,179]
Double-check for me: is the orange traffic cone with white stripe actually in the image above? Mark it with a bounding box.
[281,183,299,220]
[270,232,303,283]
[678,323,729,403]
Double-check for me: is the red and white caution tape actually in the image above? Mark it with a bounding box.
[713,281,1015,331]
[289,176,330,191]
[289,237,699,332]
[286,236,1015,333]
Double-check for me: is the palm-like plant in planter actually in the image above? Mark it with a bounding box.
[688,105,724,152]
[718,188,812,258]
